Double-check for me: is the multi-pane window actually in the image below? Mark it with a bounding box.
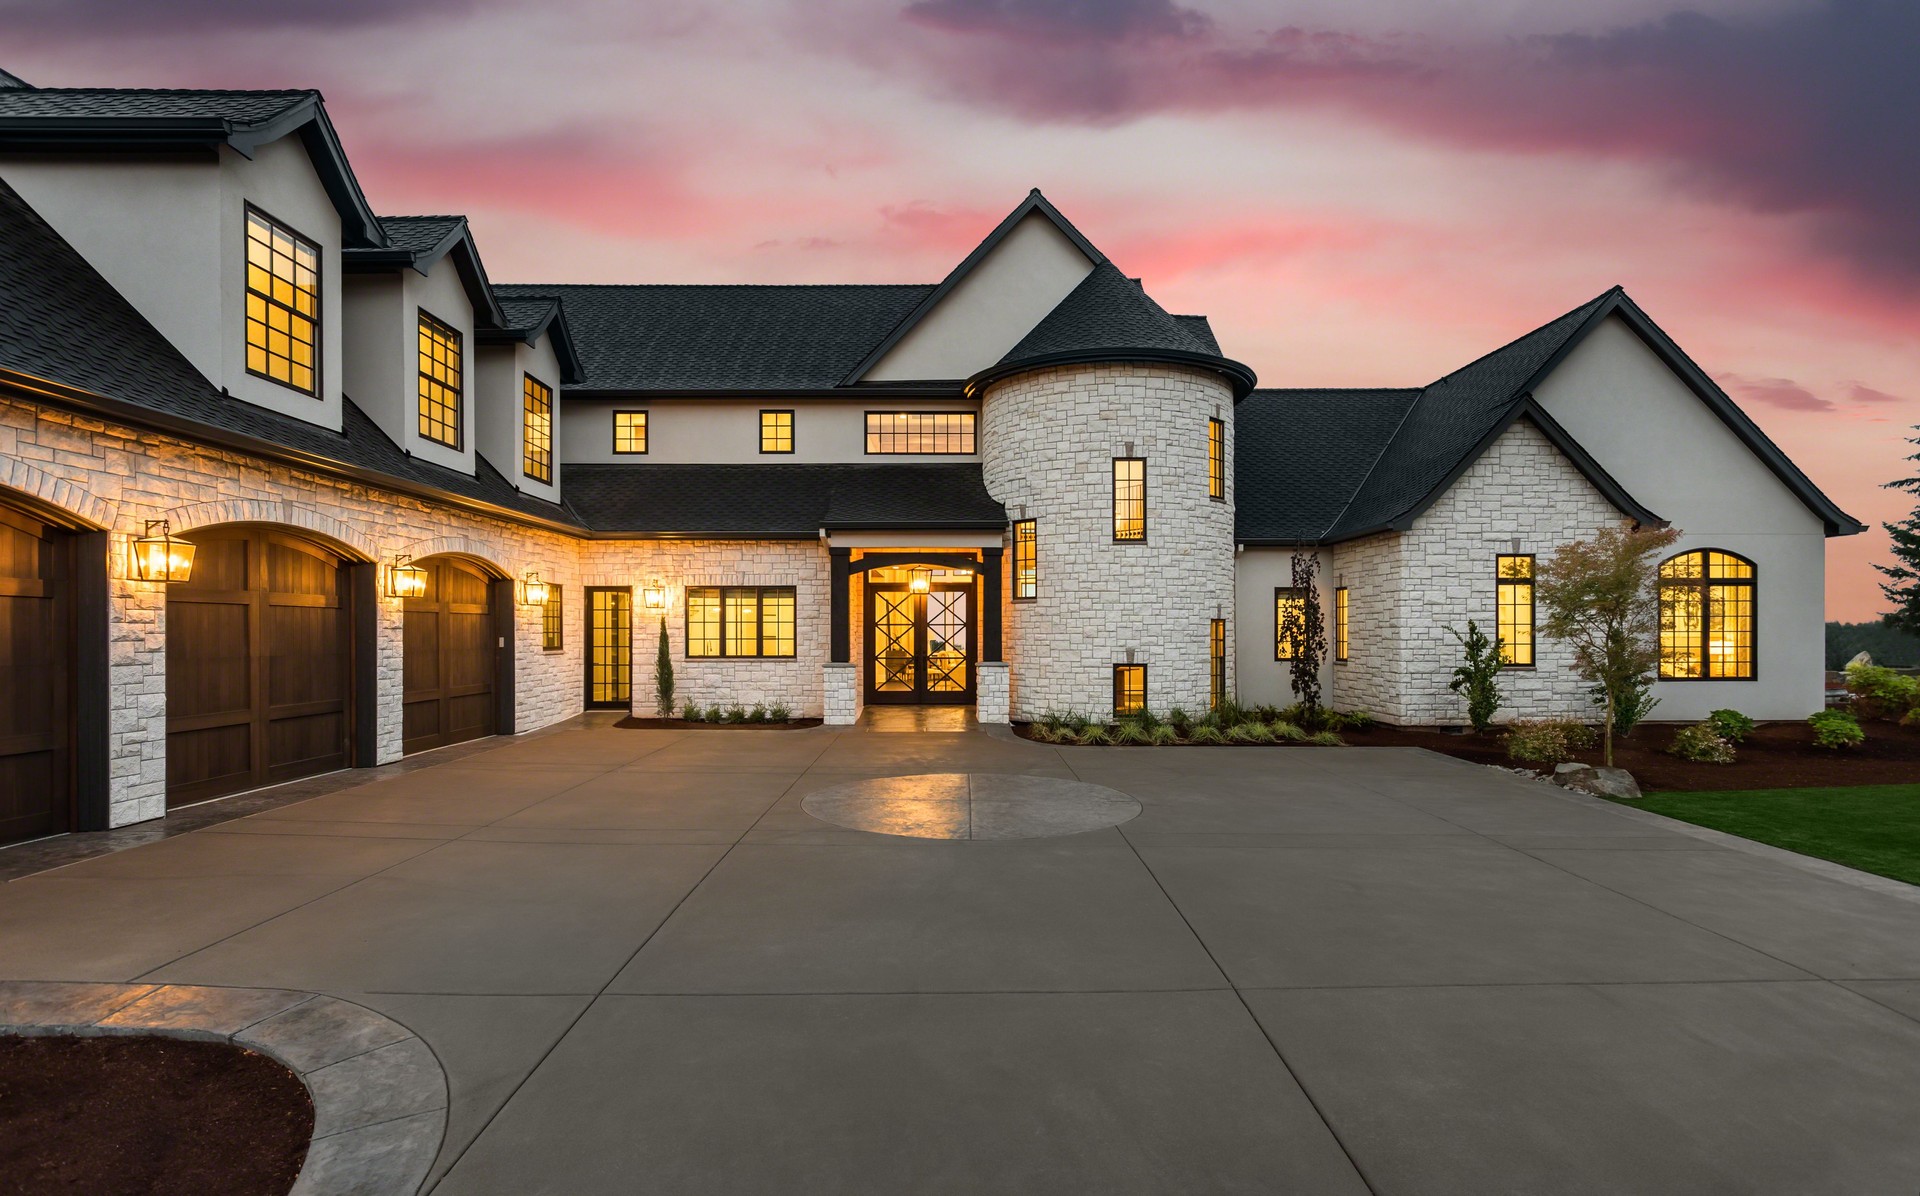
[587,588,631,706]
[866,411,976,454]
[1496,555,1535,666]
[244,208,320,395]
[1274,587,1306,661]
[522,375,552,483]
[1207,417,1225,501]
[1113,664,1147,717]
[1658,550,1755,679]
[541,584,564,652]
[760,409,793,454]
[1334,587,1349,663]
[1012,519,1037,600]
[1210,619,1226,710]
[416,311,462,448]
[686,586,796,658]
[1112,458,1146,542]
[614,411,648,454]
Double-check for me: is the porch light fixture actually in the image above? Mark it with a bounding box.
[641,580,668,611]
[909,569,931,594]
[131,520,195,583]
[522,571,551,606]
[386,554,427,600]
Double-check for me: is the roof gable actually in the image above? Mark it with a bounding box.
[346,215,505,328]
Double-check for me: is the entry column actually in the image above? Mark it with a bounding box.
[977,545,1009,723]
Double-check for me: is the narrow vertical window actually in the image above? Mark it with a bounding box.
[1012,519,1037,600]
[542,584,564,651]
[522,374,552,483]
[1658,550,1755,679]
[586,587,631,707]
[1209,619,1226,710]
[1334,587,1349,663]
[1496,554,1535,666]
[1207,417,1225,501]
[687,587,722,658]
[1112,458,1145,542]
[760,409,793,454]
[1113,664,1147,716]
[244,207,320,396]
[614,411,648,454]
[416,310,462,448]
[1274,587,1306,660]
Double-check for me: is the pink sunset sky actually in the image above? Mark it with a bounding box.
[8,0,1914,620]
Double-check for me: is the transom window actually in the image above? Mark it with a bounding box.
[1207,417,1225,501]
[1012,519,1037,600]
[1210,619,1226,710]
[244,208,320,396]
[760,410,793,454]
[416,311,462,448]
[866,411,975,454]
[1496,554,1535,667]
[1113,664,1147,717]
[1274,587,1306,661]
[522,375,552,484]
[1334,587,1349,663]
[614,411,648,454]
[1659,550,1755,679]
[1112,458,1146,542]
[542,584,563,652]
[687,586,796,658]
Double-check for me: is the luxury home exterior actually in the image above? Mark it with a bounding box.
[0,80,1863,847]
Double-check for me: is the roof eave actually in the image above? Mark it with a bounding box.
[965,347,1258,400]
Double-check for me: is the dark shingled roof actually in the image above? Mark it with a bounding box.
[497,296,559,333]
[562,463,1005,536]
[492,283,934,393]
[375,215,465,255]
[0,87,315,122]
[1173,315,1220,355]
[0,177,577,528]
[1234,389,1422,542]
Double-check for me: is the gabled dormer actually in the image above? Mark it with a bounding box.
[0,85,383,431]
[476,295,584,504]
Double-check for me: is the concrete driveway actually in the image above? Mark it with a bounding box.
[5,719,1920,1194]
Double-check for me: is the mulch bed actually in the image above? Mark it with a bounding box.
[0,1034,313,1195]
[1350,719,1920,792]
[615,716,822,730]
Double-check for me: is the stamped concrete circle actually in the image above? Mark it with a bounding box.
[802,772,1141,840]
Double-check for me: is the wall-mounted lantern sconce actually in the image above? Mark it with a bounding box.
[522,571,551,606]
[909,569,931,594]
[385,554,427,600]
[131,520,195,583]
[641,579,668,612]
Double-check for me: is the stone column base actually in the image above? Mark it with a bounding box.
[823,662,860,725]
[976,661,1010,725]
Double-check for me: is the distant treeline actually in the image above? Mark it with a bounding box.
[1827,621,1920,669]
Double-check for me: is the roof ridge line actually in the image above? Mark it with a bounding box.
[494,281,936,291]
[1426,286,1620,388]
[1314,383,1428,540]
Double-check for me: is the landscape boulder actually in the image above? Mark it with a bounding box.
[1552,762,1643,800]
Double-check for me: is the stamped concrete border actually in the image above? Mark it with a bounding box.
[0,981,447,1194]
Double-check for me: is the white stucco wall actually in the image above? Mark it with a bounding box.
[561,398,981,464]
[1533,314,1829,719]
[476,335,564,503]
[1233,547,1335,710]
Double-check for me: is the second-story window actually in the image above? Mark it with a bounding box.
[1113,458,1146,542]
[760,409,793,454]
[522,375,552,484]
[1012,519,1037,600]
[866,412,976,454]
[614,411,648,454]
[416,311,462,449]
[244,207,320,396]
[1207,417,1225,501]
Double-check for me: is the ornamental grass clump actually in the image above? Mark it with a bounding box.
[1226,722,1277,744]
[1112,720,1155,746]
[1185,723,1227,745]
[1306,730,1346,746]
[1270,721,1309,742]
[1668,722,1736,764]
[1809,709,1865,749]
[1077,724,1115,746]
[1148,724,1179,746]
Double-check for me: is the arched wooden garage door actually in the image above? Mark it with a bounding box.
[166,525,355,806]
[0,502,74,845]
[402,556,505,754]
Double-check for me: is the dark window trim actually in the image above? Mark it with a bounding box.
[759,409,795,455]
[1112,663,1147,717]
[1207,417,1225,502]
[1333,586,1349,664]
[1657,549,1759,682]
[1011,518,1037,602]
[242,202,323,399]
[416,307,464,450]
[613,409,649,455]
[1112,457,1146,543]
[1274,586,1306,662]
[522,372,553,484]
[685,584,799,659]
[541,582,564,652]
[863,409,979,455]
[1496,553,1537,670]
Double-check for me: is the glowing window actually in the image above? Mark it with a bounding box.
[760,410,793,454]
[542,584,563,652]
[1334,587,1349,662]
[1210,618,1226,710]
[244,208,320,396]
[1012,519,1037,600]
[1274,587,1306,661]
[866,411,975,454]
[1113,664,1147,717]
[1659,550,1755,679]
[587,587,630,704]
[686,586,796,658]
[1497,554,1535,666]
[614,411,648,454]
[416,311,462,448]
[1207,417,1225,501]
[522,375,552,484]
[1113,458,1145,542]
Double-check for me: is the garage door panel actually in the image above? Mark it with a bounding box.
[267,538,340,600]
[166,722,253,796]
[267,710,348,779]
[0,504,72,845]
[401,557,499,755]
[167,601,252,720]
[265,604,349,708]
[403,611,441,700]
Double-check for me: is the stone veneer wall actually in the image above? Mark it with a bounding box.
[982,363,1235,719]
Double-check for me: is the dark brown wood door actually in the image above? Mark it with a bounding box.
[166,526,354,806]
[403,557,497,754]
[0,503,73,845]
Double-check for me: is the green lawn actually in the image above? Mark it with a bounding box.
[1621,785,1920,887]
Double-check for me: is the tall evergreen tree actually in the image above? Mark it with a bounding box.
[1879,424,1920,635]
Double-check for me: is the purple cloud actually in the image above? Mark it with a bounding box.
[905,0,1209,41]
[1849,383,1905,405]
[1,0,479,34]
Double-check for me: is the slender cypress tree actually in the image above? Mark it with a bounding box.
[655,617,675,716]
[1878,425,1920,634]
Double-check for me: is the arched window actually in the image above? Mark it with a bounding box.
[1658,550,1755,679]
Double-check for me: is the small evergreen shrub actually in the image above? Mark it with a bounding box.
[680,700,700,722]
[1164,707,1194,737]
[746,703,767,724]
[1306,730,1345,746]
[1668,723,1736,764]
[1596,675,1659,739]
[724,704,746,724]
[1505,718,1594,765]
[1186,723,1227,745]
[1252,704,1282,723]
[1270,721,1308,742]
[1705,709,1755,743]
[767,702,792,723]
[1448,620,1505,732]
[1844,662,1920,720]
[703,705,722,724]
[1809,709,1865,749]
[1325,709,1375,732]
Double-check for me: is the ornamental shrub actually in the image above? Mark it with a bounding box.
[1705,709,1755,743]
[1112,720,1154,746]
[655,618,675,716]
[703,704,722,724]
[1506,718,1595,765]
[1226,722,1277,744]
[1447,620,1505,732]
[1077,724,1115,746]
[1844,662,1920,720]
[1809,709,1865,749]
[1668,723,1736,764]
[1325,709,1375,732]
[680,700,701,722]
[1148,724,1179,746]
[1164,707,1194,737]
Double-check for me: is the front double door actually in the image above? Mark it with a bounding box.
[864,582,974,704]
